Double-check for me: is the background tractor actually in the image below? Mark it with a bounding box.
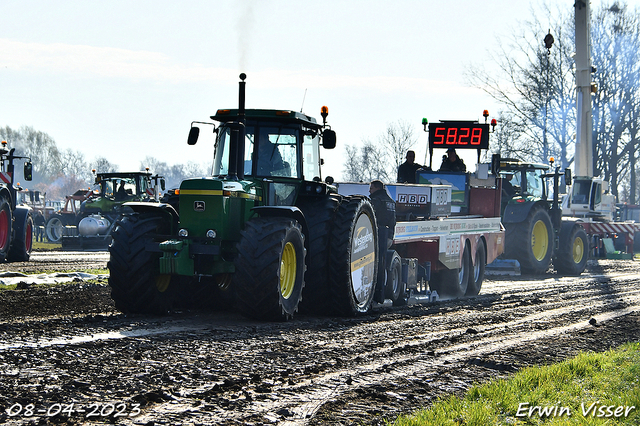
[498,157,589,276]
[46,170,164,249]
[0,140,35,262]
[108,73,377,321]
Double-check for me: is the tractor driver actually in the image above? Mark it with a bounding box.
[501,173,517,199]
[256,132,285,176]
[115,180,128,200]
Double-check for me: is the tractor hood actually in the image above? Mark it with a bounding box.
[177,177,262,242]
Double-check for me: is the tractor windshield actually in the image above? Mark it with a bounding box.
[213,121,321,180]
[101,176,149,201]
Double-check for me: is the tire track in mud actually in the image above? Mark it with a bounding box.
[127,273,640,425]
[1,268,639,425]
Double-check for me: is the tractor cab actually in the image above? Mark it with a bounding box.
[497,158,550,208]
[83,171,160,215]
[562,176,615,221]
[211,109,326,182]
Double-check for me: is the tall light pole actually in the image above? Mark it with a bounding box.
[543,30,554,164]
[574,0,594,178]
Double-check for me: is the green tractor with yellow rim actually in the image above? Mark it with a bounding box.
[107,74,379,320]
[498,157,588,276]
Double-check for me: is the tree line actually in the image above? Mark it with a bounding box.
[345,2,640,205]
[0,125,209,201]
[466,1,640,203]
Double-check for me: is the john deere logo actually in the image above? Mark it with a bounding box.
[194,201,205,212]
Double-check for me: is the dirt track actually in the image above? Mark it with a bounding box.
[0,255,639,425]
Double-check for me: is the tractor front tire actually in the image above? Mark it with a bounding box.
[108,213,177,314]
[234,217,306,321]
[554,223,589,276]
[0,196,12,261]
[506,207,554,275]
[328,196,378,316]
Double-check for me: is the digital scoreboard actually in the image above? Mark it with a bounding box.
[428,122,490,150]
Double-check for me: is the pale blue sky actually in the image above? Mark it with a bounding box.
[0,0,636,180]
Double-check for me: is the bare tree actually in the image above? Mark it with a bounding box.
[0,125,62,182]
[591,2,640,200]
[90,157,119,174]
[342,141,390,182]
[380,120,419,173]
[343,121,418,182]
[467,1,640,201]
[465,3,576,168]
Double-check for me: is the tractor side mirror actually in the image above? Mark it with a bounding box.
[187,127,200,145]
[24,162,32,181]
[322,129,336,149]
[161,178,166,191]
[564,168,572,186]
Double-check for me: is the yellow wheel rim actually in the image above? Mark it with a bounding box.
[572,236,585,263]
[531,220,549,261]
[280,242,297,299]
[156,274,171,293]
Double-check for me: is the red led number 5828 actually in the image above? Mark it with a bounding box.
[432,127,483,146]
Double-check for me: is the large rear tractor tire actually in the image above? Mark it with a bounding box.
[328,196,378,316]
[296,195,341,314]
[505,207,554,275]
[466,240,486,296]
[108,213,178,315]
[8,208,33,262]
[429,242,471,298]
[234,217,306,321]
[0,196,12,261]
[554,223,589,276]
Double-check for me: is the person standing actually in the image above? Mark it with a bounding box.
[34,210,45,242]
[439,148,466,172]
[397,150,422,183]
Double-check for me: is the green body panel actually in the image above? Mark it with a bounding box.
[178,177,261,241]
[159,240,194,275]
[84,196,136,214]
[160,177,263,276]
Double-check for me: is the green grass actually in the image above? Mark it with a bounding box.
[32,241,62,251]
[392,342,640,425]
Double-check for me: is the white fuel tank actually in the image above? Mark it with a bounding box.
[78,215,111,236]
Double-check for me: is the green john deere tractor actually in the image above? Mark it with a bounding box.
[498,157,588,276]
[108,73,379,320]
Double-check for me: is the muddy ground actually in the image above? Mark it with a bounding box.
[0,255,639,425]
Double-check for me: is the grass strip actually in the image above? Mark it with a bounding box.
[392,342,640,425]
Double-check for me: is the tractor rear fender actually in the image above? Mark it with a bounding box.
[124,202,179,233]
[251,206,310,254]
[13,205,32,231]
[0,186,12,207]
[502,200,549,224]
